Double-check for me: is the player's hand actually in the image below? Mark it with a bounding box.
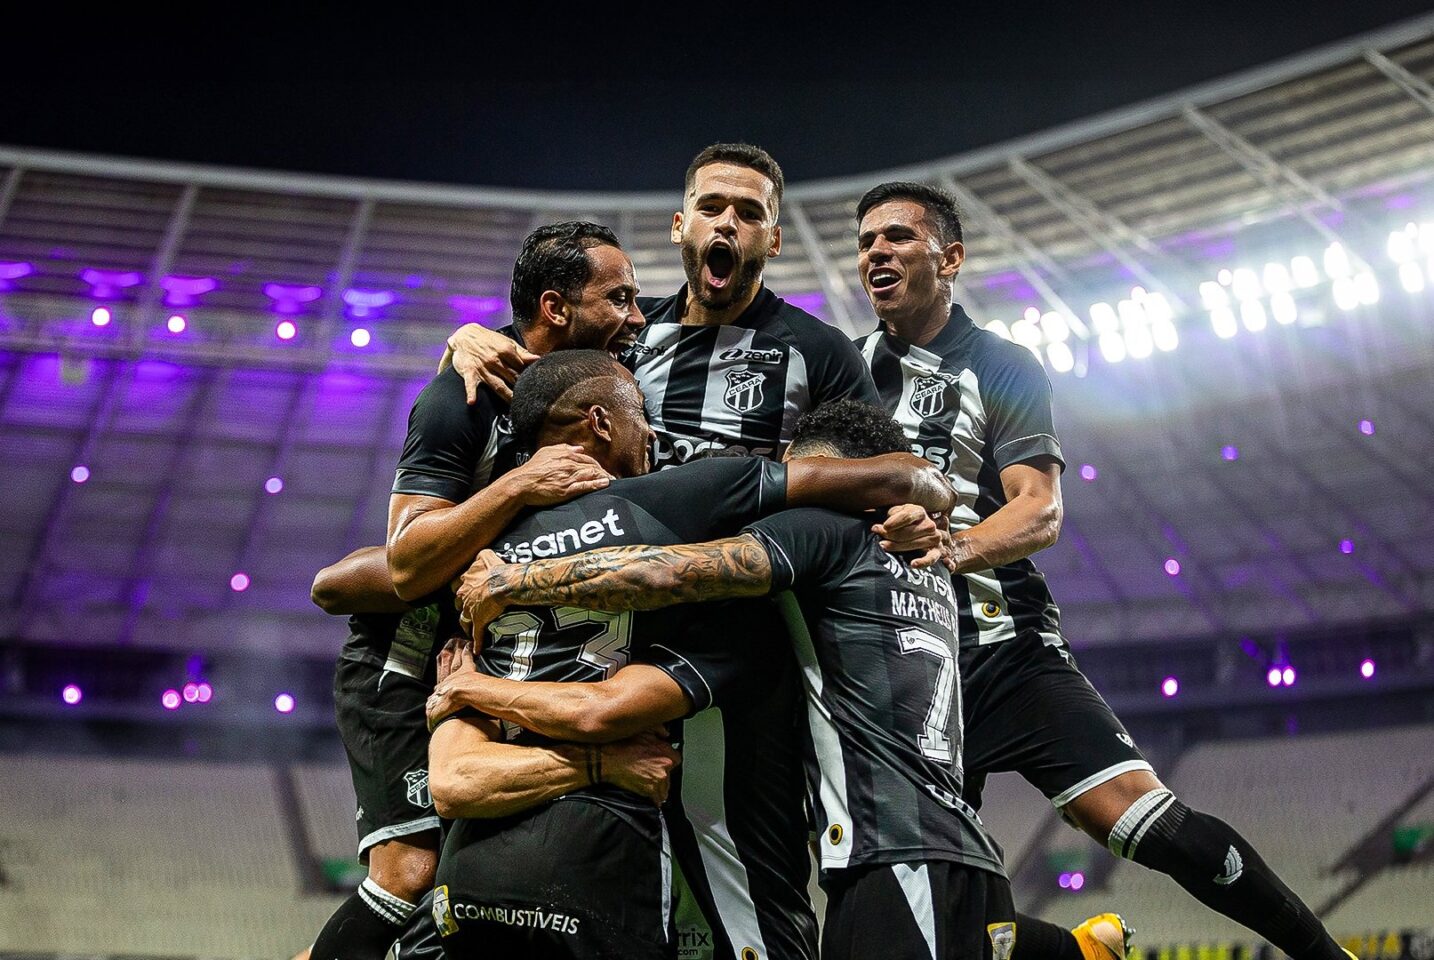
[426,660,481,730]
[601,733,681,806]
[510,444,612,507]
[455,549,509,638]
[873,503,945,568]
[435,634,479,685]
[446,323,539,404]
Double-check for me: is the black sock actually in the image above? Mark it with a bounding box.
[311,878,416,960]
[1017,913,1085,960]
[1127,799,1342,960]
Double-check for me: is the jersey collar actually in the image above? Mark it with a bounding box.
[671,283,779,328]
[874,302,975,352]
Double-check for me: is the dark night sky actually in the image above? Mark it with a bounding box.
[3,3,1432,191]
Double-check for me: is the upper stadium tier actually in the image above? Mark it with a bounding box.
[1,14,1432,657]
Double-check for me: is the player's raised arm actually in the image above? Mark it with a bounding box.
[311,545,409,615]
[441,322,539,404]
[786,451,955,515]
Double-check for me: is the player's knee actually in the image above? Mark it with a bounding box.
[1104,787,1177,860]
[368,838,439,903]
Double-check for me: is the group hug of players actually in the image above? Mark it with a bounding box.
[297,144,1356,960]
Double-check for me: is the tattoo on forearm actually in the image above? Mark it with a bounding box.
[497,535,772,611]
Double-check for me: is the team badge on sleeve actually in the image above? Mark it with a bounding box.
[723,369,766,413]
[988,921,1017,960]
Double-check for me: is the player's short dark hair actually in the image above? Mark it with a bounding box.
[510,221,622,334]
[509,349,630,453]
[856,181,963,246]
[789,400,909,459]
[684,143,785,214]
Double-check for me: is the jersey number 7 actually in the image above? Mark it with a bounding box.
[896,626,957,763]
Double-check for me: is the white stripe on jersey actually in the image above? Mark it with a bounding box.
[697,326,761,439]
[680,707,770,958]
[892,863,939,960]
[865,335,1021,647]
[471,415,505,491]
[779,592,854,871]
[660,811,673,944]
[632,325,682,435]
[781,347,809,453]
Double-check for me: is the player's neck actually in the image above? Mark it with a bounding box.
[884,304,951,347]
[523,325,564,357]
[679,281,762,327]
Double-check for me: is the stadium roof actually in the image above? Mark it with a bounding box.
[1,14,1432,656]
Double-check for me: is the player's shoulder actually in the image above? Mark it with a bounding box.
[764,295,855,348]
[966,320,1048,381]
[411,364,504,422]
[637,292,681,324]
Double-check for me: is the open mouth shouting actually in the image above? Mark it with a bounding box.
[867,267,902,299]
[703,240,737,293]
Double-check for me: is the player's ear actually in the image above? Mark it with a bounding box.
[537,290,570,329]
[670,211,684,246]
[587,404,615,443]
[939,241,965,278]
[767,223,781,258]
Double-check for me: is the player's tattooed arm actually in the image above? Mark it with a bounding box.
[454,535,774,631]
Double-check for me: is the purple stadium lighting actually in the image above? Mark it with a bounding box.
[275,320,298,341]
[81,268,143,298]
[1069,872,1086,891]
[350,327,372,348]
[1360,659,1376,679]
[90,306,112,327]
[449,295,505,317]
[161,689,182,710]
[1221,445,1239,461]
[230,572,250,592]
[1058,872,1072,889]
[1164,558,1181,576]
[161,275,217,306]
[1267,667,1283,687]
[342,288,395,317]
[264,283,323,314]
[61,684,83,706]
[70,465,90,484]
[1339,539,1355,555]
[0,260,33,290]
[1358,419,1375,436]
[274,693,296,714]
[1079,464,1097,482]
[182,682,200,703]
[264,476,284,494]
[1282,666,1297,686]
[785,292,827,316]
[196,682,213,703]
[404,274,424,289]
[1161,676,1179,698]
[166,314,187,334]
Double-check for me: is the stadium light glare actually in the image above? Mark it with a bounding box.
[1270,292,1298,326]
[1046,341,1075,373]
[230,572,250,592]
[182,682,200,703]
[1323,242,1352,279]
[1088,302,1119,335]
[1339,539,1355,555]
[61,684,83,705]
[1164,558,1181,576]
[1354,272,1380,306]
[90,306,112,327]
[1058,872,1072,889]
[161,275,217,306]
[1098,333,1126,364]
[1221,445,1239,461]
[1262,262,1293,294]
[1231,268,1261,301]
[1023,306,1042,325]
[1266,667,1282,687]
[1010,319,1042,348]
[1358,419,1374,436]
[1143,291,1173,325]
[1290,255,1320,288]
[1039,312,1069,343]
[350,328,372,348]
[161,689,182,710]
[275,320,298,341]
[1210,307,1238,339]
[1282,666,1296,686]
[1124,323,1153,360]
[1419,222,1434,254]
[983,320,1012,341]
[1151,316,1179,352]
[196,682,213,703]
[1161,676,1179,698]
[1398,262,1425,293]
[1079,464,1097,482]
[264,283,323,314]
[70,465,90,483]
[1239,299,1267,332]
[1216,268,1233,286]
[1331,277,1359,311]
[1387,226,1417,263]
[1359,659,1376,680]
[274,693,296,714]
[1198,282,1228,310]
[1069,872,1085,891]
[166,314,186,334]
[264,476,284,494]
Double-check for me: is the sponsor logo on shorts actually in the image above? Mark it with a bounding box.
[676,926,714,960]
[723,369,766,413]
[432,885,459,937]
[443,900,582,935]
[404,769,431,809]
[988,921,1018,960]
[1214,845,1244,886]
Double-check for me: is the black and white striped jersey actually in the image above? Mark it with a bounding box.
[478,457,818,959]
[628,285,879,468]
[856,305,1066,651]
[745,507,1007,881]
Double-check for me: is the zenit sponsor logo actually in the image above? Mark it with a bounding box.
[719,346,783,364]
[498,509,627,563]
